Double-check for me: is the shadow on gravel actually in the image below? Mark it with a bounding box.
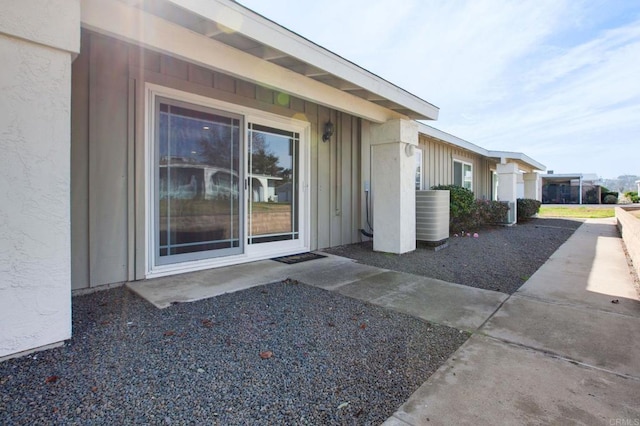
[325,218,583,294]
[0,283,469,426]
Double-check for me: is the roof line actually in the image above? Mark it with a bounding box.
[168,0,439,119]
[417,123,546,171]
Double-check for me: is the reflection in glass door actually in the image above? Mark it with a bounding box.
[155,98,242,265]
[248,123,299,245]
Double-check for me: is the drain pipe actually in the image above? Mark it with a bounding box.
[360,186,373,238]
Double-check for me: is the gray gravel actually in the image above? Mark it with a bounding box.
[325,218,583,294]
[0,281,469,425]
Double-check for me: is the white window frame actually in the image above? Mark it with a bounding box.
[453,159,473,190]
[145,83,310,278]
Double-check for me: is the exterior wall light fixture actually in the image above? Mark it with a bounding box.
[322,120,334,142]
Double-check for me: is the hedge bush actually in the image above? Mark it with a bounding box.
[624,191,639,203]
[517,198,541,220]
[431,185,475,231]
[474,199,510,225]
[603,194,618,204]
[601,189,618,204]
[431,185,513,233]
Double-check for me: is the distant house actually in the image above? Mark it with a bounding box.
[1,0,544,360]
[541,173,601,204]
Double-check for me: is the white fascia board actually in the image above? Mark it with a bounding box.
[168,0,439,120]
[82,0,402,123]
[488,150,546,172]
[541,173,583,179]
[418,123,488,157]
[417,123,546,172]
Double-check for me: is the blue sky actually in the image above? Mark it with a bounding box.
[238,0,639,179]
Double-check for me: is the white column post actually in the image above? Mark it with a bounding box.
[0,0,80,359]
[523,173,540,201]
[370,119,419,254]
[579,176,583,204]
[497,162,519,224]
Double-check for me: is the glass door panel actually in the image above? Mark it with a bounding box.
[156,98,242,265]
[247,123,299,245]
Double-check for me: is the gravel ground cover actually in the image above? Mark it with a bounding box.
[0,281,468,425]
[325,218,583,294]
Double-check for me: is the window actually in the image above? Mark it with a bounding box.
[415,148,423,190]
[453,160,473,190]
[154,97,243,265]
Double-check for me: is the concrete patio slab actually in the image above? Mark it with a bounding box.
[337,271,508,331]
[287,258,387,290]
[127,260,291,308]
[384,334,640,426]
[480,295,640,378]
[127,253,385,308]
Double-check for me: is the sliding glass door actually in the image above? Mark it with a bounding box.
[149,88,308,274]
[155,98,242,265]
[247,123,299,245]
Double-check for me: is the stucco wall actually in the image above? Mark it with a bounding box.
[0,1,79,358]
[616,207,640,280]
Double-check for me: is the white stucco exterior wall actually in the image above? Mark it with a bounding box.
[497,162,518,224]
[0,0,80,359]
[523,172,540,201]
[371,119,418,254]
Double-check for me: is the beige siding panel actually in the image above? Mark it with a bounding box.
[162,55,188,80]
[306,101,319,251]
[340,114,354,244]
[350,117,361,243]
[421,134,492,199]
[236,79,255,99]
[214,72,236,93]
[188,64,214,87]
[316,106,332,249]
[72,32,363,286]
[70,35,90,290]
[255,85,273,103]
[88,34,129,287]
[290,96,305,113]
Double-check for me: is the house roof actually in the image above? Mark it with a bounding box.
[541,173,601,184]
[115,0,439,121]
[417,123,546,172]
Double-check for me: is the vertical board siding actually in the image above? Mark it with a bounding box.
[70,35,90,290]
[70,31,362,289]
[420,135,491,199]
[87,35,129,287]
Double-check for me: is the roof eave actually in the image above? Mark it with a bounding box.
[164,0,439,120]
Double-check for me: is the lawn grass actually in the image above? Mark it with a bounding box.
[538,205,615,218]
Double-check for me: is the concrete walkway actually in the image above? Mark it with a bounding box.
[384,218,640,425]
[129,217,640,424]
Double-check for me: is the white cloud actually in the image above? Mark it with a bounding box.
[239,0,640,177]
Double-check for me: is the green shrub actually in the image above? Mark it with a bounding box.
[624,191,639,203]
[431,185,475,232]
[603,194,618,204]
[517,198,541,220]
[474,199,510,224]
[601,191,618,204]
[585,188,599,204]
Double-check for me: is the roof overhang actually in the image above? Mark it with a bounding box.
[418,123,546,172]
[487,151,546,173]
[81,0,439,123]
